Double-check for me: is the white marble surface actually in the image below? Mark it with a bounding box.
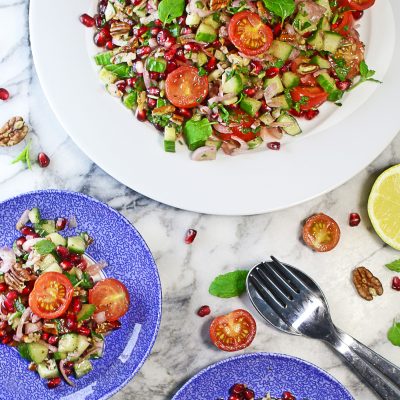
[1,1,400,399]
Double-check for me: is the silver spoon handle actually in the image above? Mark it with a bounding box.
[335,327,400,388]
[324,331,400,400]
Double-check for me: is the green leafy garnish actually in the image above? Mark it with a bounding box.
[104,63,132,78]
[34,240,56,255]
[386,259,400,272]
[18,343,31,360]
[388,320,400,346]
[209,270,249,298]
[348,60,382,91]
[158,0,185,24]
[64,272,80,286]
[332,57,350,82]
[80,272,94,289]
[14,298,26,313]
[11,140,32,170]
[262,0,296,23]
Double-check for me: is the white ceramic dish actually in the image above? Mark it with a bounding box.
[29,0,399,215]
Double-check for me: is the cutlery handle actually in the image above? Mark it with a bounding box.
[335,327,400,388]
[324,331,400,400]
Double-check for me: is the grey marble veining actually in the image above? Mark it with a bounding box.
[1,1,400,399]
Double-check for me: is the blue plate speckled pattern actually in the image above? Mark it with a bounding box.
[173,353,354,400]
[0,190,162,400]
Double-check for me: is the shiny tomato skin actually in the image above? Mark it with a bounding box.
[29,272,74,319]
[340,0,375,10]
[209,309,256,352]
[89,278,130,321]
[217,110,257,142]
[228,11,273,56]
[334,36,365,79]
[165,66,208,108]
[333,11,354,36]
[291,86,328,110]
[303,213,341,252]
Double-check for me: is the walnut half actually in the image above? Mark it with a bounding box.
[352,267,383,301]
[0,116,29,146]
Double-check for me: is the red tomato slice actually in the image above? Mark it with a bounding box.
[340,0,375,10]
[291,86,328,110]
[89,278,130,321]
[303,213,341,252]
[209,309,256,352]
[333,11,354,36]
[335,36,365,79]
[165,66,208,109]
[228,11,273,56]
[216,110,257,142]
[29,272,74,319]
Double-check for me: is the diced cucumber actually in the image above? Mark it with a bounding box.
[164,126,176,153]
[46,232,67,247]
[282,72,300,89]
[323,31,343,53]
[316,72,343,101]
[214,49,225,62]
[186,13,201,26]
[18,343,31,360]
[205,139,222,150]
[247,137,263,149]
[222,73,243,95]
[39,254,59,271]
[28,342,49,364]
[270,95,290,110]
[240,97,262,117]
[38,360,59,379]
[123,92,138,109]
[94,51,113,66]
[263,75,284,95]
[259,112,275,126]
[204,14,220,30]
[293,4,318,34]
[53,352,67,361]
[146,57,167,73]
[197,52,208,67]
[99,68,117,85]
[28,208,41,224]
[268,40,293,62]
[316,0,332,18]
[77,304,96,322]
[277,114,302,136]
[183,118,212,151]
[58,333,79,353]
[222,96,238,106]
[310,55,331,69]
[67,236,86,254]
[307,30,324,51]
[43,263,62,273]
[208,69,223,82]
[34,220,56,236]
[318,15,331,30]
[68,336,90,362]
[196,22,217,43]
[74,359,93,379]
[104,2,116,21]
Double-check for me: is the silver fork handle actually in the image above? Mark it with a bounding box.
[324,331,400,400]
[335,326,400,388]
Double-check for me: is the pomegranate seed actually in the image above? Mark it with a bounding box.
[212,39,221,48]
[243,87,256,97]
[177,108,192,119]
[26,233,40,240]
[4,299,14,312]
[79,13,95,27]
[137,109,147,122]
[48,335,58,345]
[69,253,82,266]
[177,16,186,25]
[349,212,361,227]
[2,335,12,345]
[336,80,351,91]
[56,245,70,260]
[184,42,201,52]
[267,142,281,150]
[352,10,363,20]
[41,332,50,341]
[15,236,27,248]
[94,14,104,28]
[66,319,78,331]
[126,77,137,87]
[165,36,176,48]
[77,326,91,336]
[47,377,62,389]
[273,23,282,37]
[265,67,280,79]
[260,100,271,113]
[197,305,211,317]
[282,392,295,400]
[167,60,178,73]
[137,46,151,57]
[135,25,148,37]
[105,40,114,50]
[156,30,170,46]
[181,27,192,35]
[56,217,67,231]
[228,396,241,400]
[159,73,167,80]
[0,321,7,330]
[230,383,246,394]
[175,48,186,62]
[20,226,34,236]
[77,258,88,271]
[244,389,255,399]
[116,81,127,93]
[149,71,159,80]
[21,286,31,296]
[37,152,50,168]
[6,291,18,301]
[147,87,160,96]
[0,88,10,101]
[98,0,108,14]
[150,26,161,36]
[154,19,163,27]
[184,229,197,244]
[288,109,304,117]
[280,61,291,73]
[392,277,400,291]
[0,283,7,293]
[165,47,177,61]
[71,298,82,313]
[60,260,73,271]
[205,56,217,72]
[65,361,74,369]
[250,60,263,75]
[304,109,319,120]
[147,98,157,109]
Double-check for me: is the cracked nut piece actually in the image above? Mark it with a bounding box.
[209,0,231,10]
[110,21,131,37]
[0,116,29,146]
[352,267,383,301]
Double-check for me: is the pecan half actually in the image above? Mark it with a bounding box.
[0,116,29,147]
[209,0,231,11]
[4,263,35,293]
[110,21,131,37]
[352,267,383,301]
[152,105,176,116]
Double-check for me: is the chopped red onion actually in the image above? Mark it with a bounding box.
[93,311,107,324]
[0,248,16,273]
[208,93,236,105]
[191,146,217,161]
[68,215,77,228]
[60,360,75,386]
[25,322,43,334]
[22,238,42,252]
[214,124,233,134]
[142,68,152,89]
[16,210,30,231]
[15,307,31,341]
[260,126,283,140]
[86,260,108,276]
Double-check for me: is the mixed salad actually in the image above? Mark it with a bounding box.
[83,0,377,160]
[223,383,299,400]
[0,208,130,389]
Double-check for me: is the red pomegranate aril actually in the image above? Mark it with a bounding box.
[205,56,217,72]
[0,321,7,330]
[352,10,363,20]
[167,60,178,73]
[147,98,157,109]
[288,109,304,117]
[56,245,70,260]
[165,47,177,61]
[147,87,160,96]
[71,298,82,313]
[79,13,95,27]
[136,25,148,37]
[304,109,319,120]
[56,217,67,231]
[2,335,12,345]
[159,73,167,80]
[6,291,18,301]
[184,229,197,244]
[20,226,34,236]
[349,212,361,227]
[48,335,58,346]
[94,14,104,28]
[137,46,151,57]
[66,319,78,331]
[15,236,27,248]
[136,109,147,122]
[105,40,114,50]
[267,142,281,150]
[0,283,7,293]
[26,233,40,240]
[177,108,192,119]
[250,61,262,76]
[4,299,14,312]
[98,0,108,14]
[149,71,159,80]
[41,332,50,342]
[260,100,271,113]
[0,88,10,101]
[154,18,163,26]
[60,260,73,271]
[230,383,246,394]
[336,80,351,91]
[77,326,91,336]
[265,67,280,79]
[392,277,400,291]
[177,15,186,25]
[176,48,186,61]
[116,81,127,93]
[197,305,211,317]
[273,23,282,37]
[184,42,201,52]
[228,396,241,400]
[244,388,255,399]
[37,152,50,168]
[156,30,169,45]
[150,26,161,36]
[21,286,31,296]
[165,35,176,48]
[181,27,192,35]
[243,87,256,96]
[126,77,137,87]
[48,377,62,389]
[282,392,295,400]
[69,253,82,266]
[94,27,111,47]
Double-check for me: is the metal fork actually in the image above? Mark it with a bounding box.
[247,256,400,400]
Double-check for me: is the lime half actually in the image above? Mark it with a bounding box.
[368,164,400,250]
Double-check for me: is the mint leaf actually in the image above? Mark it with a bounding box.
[386,259,400,272]
[11,140,32,170]
[158,0,185,24]
[349,60,382,91]
[14,298,26,313]
[34,240,56,255]
[209,270,249,298]
[388,320,400,346]
[262,0,295,23]
[104,63,132,78]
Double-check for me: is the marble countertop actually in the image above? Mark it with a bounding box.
[1,1,400,399]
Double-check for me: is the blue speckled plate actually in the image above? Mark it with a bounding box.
[0,190,162,400]
[173,353,354,400]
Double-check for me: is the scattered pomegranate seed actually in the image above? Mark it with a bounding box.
[98,0,108,15]
[21,286,31,296]
[250,60,262,75]
[6,291,18,301]
[164,35,176,48]
[243,87,256,97]
[159,73,167,80]
[244,388,255,399]
[392,277,400,291]
[37,152,50,168]
[94,14,104,28]
[149,71,159,80]
[15,236,27,248]
[66,318,78,331]
[4,299,14,312]
[94,27,111,47]
[273,23,282,37]
[352,10,364,20]
[136,46,152,57]
[2,335,12,345]
[228,396,241,400]
[79,13,95,27]
[230,383,246,394]
[260,100,271,113]
[150,26,161,37]
[167,59,178,73]
[69,253,82,266]
[304,109,319,120]
[0,283,7,293]
[282,392,296,400]
[265,67,280,79]
[197,305,211,317]
[147,87,160,96]
[48,335,58,345]
[164,47,177,61]
[147,98,157,109]
[211,39,221,48]
[26,233,40,240]
[135,25,148,37]
[177,108,192,119]
[0,321,7,330]
[71,298,82,313]
[56,217,67,231]
[177,15,186,25]
[126,77,137,87]
[116,81,127,93]
[336,79,351,91]
[154,19,163,27]
[77,326,91,336]
[20,226,35,236]
[0,88,10,101]
[176,48,186,62]
[184,42,201,52]
[184,229,197,244]
[60,260,73,272]
[181,27,192,35]
[105,40,114,50]
[77,258,88,271]
[280,62,291,73]
[349,212,361,227]
[41,332,50,342]
[47,377,62,389]
[267,142,281,150]
[205,57,217,72]
[156,29,170,46]
[56,245,70,260]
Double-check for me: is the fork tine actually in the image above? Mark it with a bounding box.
[270,256,309,292]
[257,263,298,298]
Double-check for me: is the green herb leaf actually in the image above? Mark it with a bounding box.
[262,0,296,23]
[349,60,382,91]
[80,272,94,289]
[14,298,26,313]
[11,140,32,170]
[209,270,249,298]
[34,240,56,255]
[332,57,350,82]
[104,63,132,78]
[386,259,400,272]
[158,0,185,24]
[388,320,400,346]
[18,343,31,360]
[64,272,80,286]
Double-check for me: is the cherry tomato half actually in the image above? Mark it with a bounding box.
[335,36,365,79]
[228,11,273,56]
[89,278,130,321]
[340,0,375,10]
[291,86,328,110]
[209,309,256,352]
[29,272,74,319]
[165,66,209,108]
[216,110,257,142]
[333,11,354,36]
[303,213,341,252]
